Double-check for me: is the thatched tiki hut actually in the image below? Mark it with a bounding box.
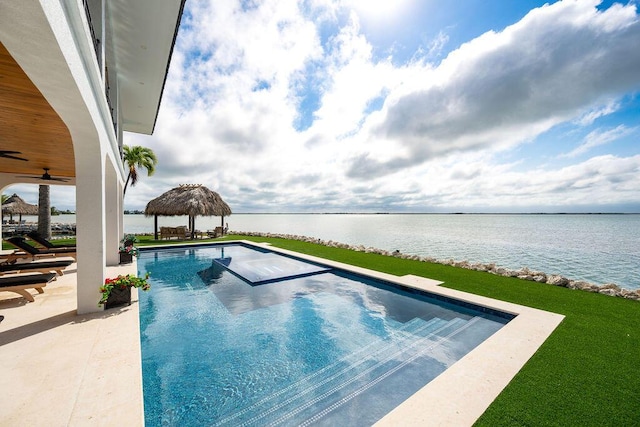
[2,193,38,223]
[145,184,232,239]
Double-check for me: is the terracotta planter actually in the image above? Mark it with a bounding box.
[105,286,131,309]
[119,252,133,264]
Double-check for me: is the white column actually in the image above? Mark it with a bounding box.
[76,155,106,314]
[118,181,124,241]
[105,160,120,266]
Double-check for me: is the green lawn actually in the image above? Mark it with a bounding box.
[209,235,638,426]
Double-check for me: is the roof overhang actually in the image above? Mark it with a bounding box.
[109,0,185,135]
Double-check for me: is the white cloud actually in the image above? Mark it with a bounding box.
[575,101,620,126]
[392,153,640,210]
[118,0,640,213]
[562,125,636,158]
[349,0,640,177]
[426,31,449,59]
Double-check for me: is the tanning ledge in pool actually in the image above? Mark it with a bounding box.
[212,252,331,285]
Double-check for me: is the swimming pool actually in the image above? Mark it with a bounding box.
[138,243,513,426]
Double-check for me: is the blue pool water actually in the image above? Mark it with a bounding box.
[138,243,512,426]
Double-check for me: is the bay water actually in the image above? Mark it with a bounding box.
[48,213,639,290]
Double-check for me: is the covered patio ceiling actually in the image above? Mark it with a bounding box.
[0,42,75,184]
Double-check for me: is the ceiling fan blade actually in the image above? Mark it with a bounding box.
[1,154,28,161]
[15,168,71,182]
[0,151,28,161]
[42,169,70,181]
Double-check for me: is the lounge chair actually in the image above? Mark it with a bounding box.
[0,258,74,276]
[6,237,77,261]
[0,272,57,302]
[26,231,76,249]
[0,251,32,265]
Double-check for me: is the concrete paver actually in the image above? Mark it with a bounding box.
[0,262,143,427]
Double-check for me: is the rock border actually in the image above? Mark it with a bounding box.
[233,231,640,301]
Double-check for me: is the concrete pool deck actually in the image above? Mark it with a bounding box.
[0,241,564,426]
[0,261,144,427]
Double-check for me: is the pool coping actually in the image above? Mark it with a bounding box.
[140,240,565,426]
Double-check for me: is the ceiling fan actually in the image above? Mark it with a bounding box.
[17,168,70,182]
[0,150,28,161]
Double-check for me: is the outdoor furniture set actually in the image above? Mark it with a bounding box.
[0,231,76,302]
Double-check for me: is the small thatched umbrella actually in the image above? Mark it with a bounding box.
[2,193,38,223]
[145,184,232,239]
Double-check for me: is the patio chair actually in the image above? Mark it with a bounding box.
[177,226,190,239]
[207,226,224,238]
[6,237,77,261]
[0,272,57,302]
[0,258,74,276]
[26,231,76,249]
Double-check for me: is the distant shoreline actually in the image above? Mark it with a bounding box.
[12,212,639,218]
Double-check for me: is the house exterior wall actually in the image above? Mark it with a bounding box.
[1,0,181,313]
[0,0,125,313]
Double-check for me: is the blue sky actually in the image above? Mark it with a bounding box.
[11,0,640,212]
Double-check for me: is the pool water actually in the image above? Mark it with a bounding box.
[138,244,511,426]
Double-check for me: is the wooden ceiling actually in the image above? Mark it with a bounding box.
[0,42,75,182]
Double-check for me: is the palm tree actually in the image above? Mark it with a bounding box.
[122,145,158,196]
[38,184,51,238]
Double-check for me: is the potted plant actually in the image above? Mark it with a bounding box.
[119,234,139,264]
[99,272,151,309]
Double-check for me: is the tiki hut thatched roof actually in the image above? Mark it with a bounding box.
[145,184,232,239]
[2,193,38,216]
[145,184,231,217]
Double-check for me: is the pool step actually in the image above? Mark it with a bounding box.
[289,317,475,427]
[212,316,447,426]
[214,316,473,426]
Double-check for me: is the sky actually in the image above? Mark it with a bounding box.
[10,0,640,212]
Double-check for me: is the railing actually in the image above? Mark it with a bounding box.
[82,0,101,71]
[82,0,119,141]
[105,66,118,135]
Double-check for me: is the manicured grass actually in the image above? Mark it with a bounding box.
[47,237,77,246]
[206,235,639,426]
